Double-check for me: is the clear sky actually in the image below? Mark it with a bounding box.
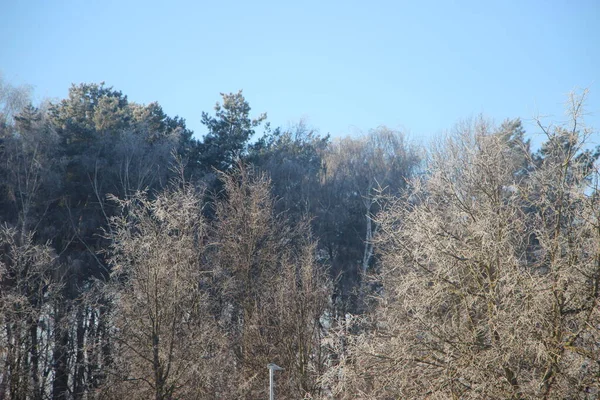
[1,0,598,143]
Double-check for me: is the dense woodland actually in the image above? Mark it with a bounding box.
[0,77,599,399]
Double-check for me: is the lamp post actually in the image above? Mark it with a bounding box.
[267,363,283,400]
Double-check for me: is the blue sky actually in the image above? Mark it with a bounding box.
[1,0,598,143]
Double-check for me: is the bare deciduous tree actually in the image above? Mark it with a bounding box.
[325,94,600,399]
[101,183,221,400]
[320,128,418,312]
[209,166,330,398]
[0,225,59,400]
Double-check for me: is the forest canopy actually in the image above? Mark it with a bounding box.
[0,77,598,399]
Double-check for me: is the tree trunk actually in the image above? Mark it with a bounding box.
[52,306,70,400]
[29,319,42,400]
[73,305,87,399]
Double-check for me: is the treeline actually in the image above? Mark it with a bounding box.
[0,78,598,399]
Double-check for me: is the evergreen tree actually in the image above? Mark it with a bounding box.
[198,90,267,172]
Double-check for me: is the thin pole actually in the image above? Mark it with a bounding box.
[269,367,274,400]
[267,363,283,400]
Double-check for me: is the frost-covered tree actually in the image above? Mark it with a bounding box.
[102,183,221,400]
[326,93,600,399]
